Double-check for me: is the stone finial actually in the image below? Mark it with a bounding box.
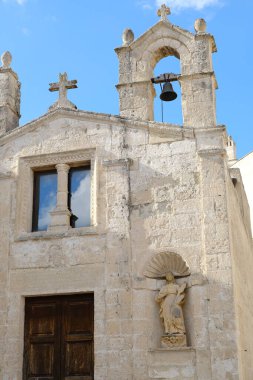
[0,50,20,135]
[122,28,134,47]
[157,4,171,22]
[49,72,78,110]
[194,18,207,33]
[226,135,237,163]
[1,51,12,69]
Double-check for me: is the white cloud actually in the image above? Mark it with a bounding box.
[2,0,27,5]
[143,4,153,9]
[71,174,90,228]
[156,0,221,11]
[45,15,58,23]
[137,1,154,10]
[38,192,56,230]
[21,27,30,36]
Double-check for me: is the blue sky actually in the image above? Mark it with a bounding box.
[0,0,252,158]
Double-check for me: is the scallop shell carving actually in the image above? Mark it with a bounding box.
[143,251,190,279]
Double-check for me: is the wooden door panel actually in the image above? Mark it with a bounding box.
[24,299,59,380]
[64,300,93,335]
[64,341,93,377]
[29,304,56,336]
[24,294,94,380]
[62,295,94,379]
[29,342,55,376]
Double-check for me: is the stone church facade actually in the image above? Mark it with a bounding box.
[0,5,253,380]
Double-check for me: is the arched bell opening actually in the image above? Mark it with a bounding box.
[153,55,182,125]
[116,28,194,123]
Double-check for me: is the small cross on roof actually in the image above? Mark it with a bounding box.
[49,72,78,110]
[157,4,171,22]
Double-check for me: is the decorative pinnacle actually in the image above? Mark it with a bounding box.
[122,28,134,47]
[1,51,12,69]
[194,18,207,33]
[157,4,171,22]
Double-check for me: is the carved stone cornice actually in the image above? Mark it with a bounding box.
[197,148,226,157]
[102,158,133,168]
[20,149,95,168]
[0,172,13,179]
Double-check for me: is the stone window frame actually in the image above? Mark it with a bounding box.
[15,148,97,239]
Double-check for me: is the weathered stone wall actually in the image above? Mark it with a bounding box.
[0,175,12,378]
[232,152,253,235]
[129,135,205,380]
[197,148,239,380]
[227,168,253,380]
[0,110,251,379]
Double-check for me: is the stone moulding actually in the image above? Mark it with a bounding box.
[0,172,13,179]
[19,148,95,167]
[102,158,133,168]
[17,226,100,241]
[197,148,226,157]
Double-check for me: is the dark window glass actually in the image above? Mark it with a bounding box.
[32,170,57,231]
[68,166,90,228]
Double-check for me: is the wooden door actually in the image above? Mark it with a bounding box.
[23,294,94,380]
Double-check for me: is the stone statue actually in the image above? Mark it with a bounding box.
[144,251,190,347]
[156,271,186,336]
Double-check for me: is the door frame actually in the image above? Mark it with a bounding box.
[23,293,94,380]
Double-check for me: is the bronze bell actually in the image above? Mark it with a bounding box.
[160,82,177,101]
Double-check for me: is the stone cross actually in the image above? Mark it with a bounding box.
[157,4,171,22]
[49,72,78,110]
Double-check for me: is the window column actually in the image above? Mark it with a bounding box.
[48,163,71,232]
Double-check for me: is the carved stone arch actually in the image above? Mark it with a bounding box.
[132,22,194,56]
[139,37,191,80]
[130,23,193,81]
[115,20,217,127]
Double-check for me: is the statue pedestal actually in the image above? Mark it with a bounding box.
[148,347,196,379]
[161,334,187,348]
